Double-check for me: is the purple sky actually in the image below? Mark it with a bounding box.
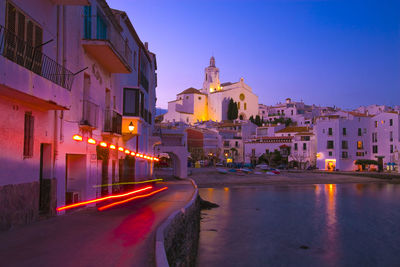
[108,0,400,109]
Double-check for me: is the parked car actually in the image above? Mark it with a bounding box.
[256,164,269,170]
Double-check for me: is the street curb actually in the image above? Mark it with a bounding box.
[155,179,198,267]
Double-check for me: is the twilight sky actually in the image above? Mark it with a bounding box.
[108,0,400,109]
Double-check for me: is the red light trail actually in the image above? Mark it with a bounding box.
[56,186,153,211]
[98,187,168,211]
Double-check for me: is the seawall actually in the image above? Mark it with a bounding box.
[155,179,200,267]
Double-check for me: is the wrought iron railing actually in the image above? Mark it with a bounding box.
[104,109,122,134]
[81,100,99,128]
[0,25,74,90]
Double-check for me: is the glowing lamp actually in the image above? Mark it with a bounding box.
[139,154,144,158]
[150,157,154,161]
[131,152,136,156]
[72,135,83,141]
[100,142,107,148]
[118,147,124,152]
[125,149,130,154]
[135,154,140,157]
[88,138,96,145]
[128,122,135,133]
[110,144,116,150]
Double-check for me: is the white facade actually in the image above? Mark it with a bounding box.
[163,57,259,124]
[0,0,157,229]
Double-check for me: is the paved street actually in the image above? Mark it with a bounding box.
[0,181,195,267]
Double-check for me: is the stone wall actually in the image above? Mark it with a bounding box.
[0,181,39,231]
[164,196,200,267]
[156,180,200,267]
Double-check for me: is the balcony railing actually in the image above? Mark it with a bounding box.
[83,13,132,71]
[80,100,99,128]
[0,25,74,90]
[104,109,122,135]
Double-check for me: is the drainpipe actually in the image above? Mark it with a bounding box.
[53,5,61,178]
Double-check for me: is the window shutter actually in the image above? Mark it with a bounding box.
[17,12,25,39]
[26,21,33,46]
[29,115,34,157]
[7,3,16,34]
[34,25,43,50]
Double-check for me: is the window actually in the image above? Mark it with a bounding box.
[342,141,348,149]
[390,119,393,126]
[342,128,347,136]
[238,102,241,109]
[186,96,189,99]
[244,103,247,110]
[327,140,334,149]
[224,141,229,147]
[358,128,362,136]
[123,88,144,117]
[84,6,92,39]
[239,94,245,101]
[294,143,298,151]
[235,141,239,148]
[6,2,43,66]
[374,121,378,128]
[328,128,333,135]
[281,110,284,115]
[96,9,108,39]
[357,141,363,150]
[24,112,34,158]
[303,143,307,150]
[198,96,201,100]
[133,51,137,70]
[291,110,294,116]
[251,149,255,156]
[372,132,378,143]
[373,145,378,154]
[342,151,348,159]
[329,151,333,156]
[390,131,393,142]
[390,145,394,153]
[301,136,310,141]
[356,152,365,157]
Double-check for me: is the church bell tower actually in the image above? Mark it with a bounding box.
[202,56,220,94]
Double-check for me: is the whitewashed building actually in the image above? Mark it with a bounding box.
[163,57,259,124]
[0,0,158,229]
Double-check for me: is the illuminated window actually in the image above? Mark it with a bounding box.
[357,141,363,150]
[238,102,240,109]
[239,93,245,101]
[244,103,247,110]
[374,121,378,128]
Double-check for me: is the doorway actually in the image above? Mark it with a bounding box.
[39,143,52,215]
[325,160,336,171]
[65,154,86,205]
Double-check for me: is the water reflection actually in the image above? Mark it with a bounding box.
[197,183,400,267]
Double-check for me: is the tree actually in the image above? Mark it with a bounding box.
[227,98,238,120]
[255,115,262,126]
[232,101,238,120]
[249,115,255,124]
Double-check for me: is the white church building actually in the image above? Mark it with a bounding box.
[163,57,259,124]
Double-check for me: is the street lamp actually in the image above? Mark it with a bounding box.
[128,122,135,133]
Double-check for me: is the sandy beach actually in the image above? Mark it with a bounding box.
[156,168,399,187]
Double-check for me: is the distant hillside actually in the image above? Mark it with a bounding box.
[156,107,167,116]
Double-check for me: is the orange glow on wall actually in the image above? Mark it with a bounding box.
[56,186,153,211]
[125,149,130,154]
[72,135,83,141]
[100,142,107,148]
[98,187,168,211]
[110,144,116,150]
[118,147,124,152]
[88,138,96,145]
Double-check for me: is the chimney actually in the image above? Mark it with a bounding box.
[145,42,149,50]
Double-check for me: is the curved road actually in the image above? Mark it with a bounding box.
[0,180,195,267]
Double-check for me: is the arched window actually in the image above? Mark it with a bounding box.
[238,102,241,109]
[244,103,247,110]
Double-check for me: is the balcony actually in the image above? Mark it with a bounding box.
[80,100,99,129]
[103,109,122,135]
[0,25,73,110]
[82,12,132,74]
